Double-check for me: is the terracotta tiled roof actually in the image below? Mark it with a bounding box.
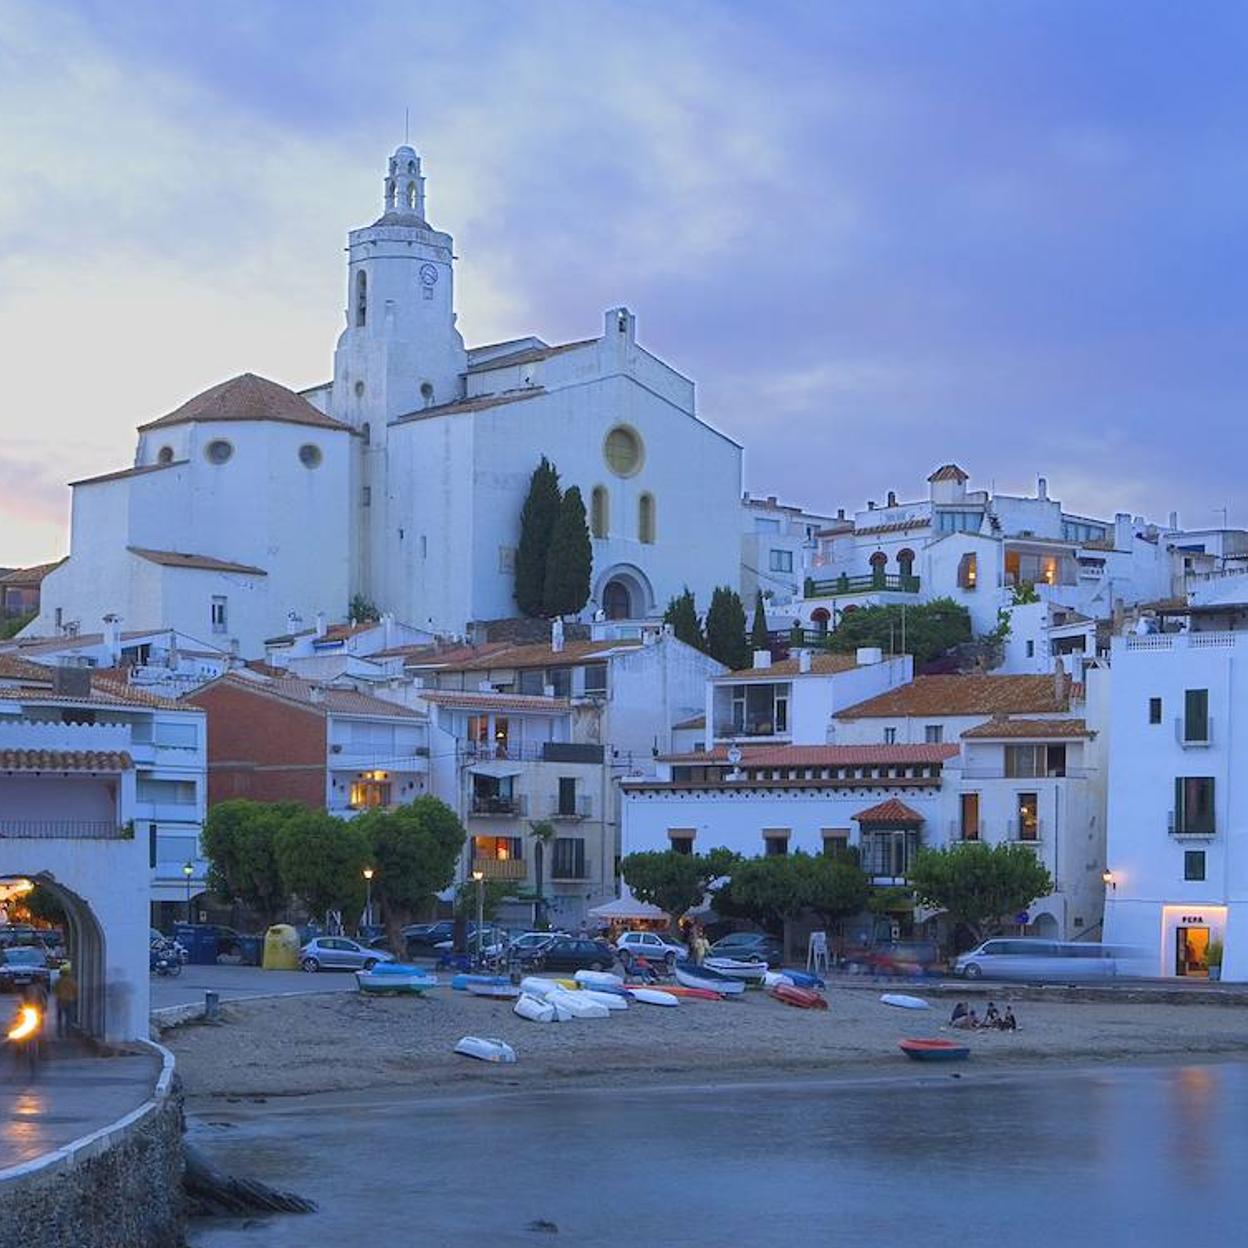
[465,339,596,374]
[0,749,133,772]
[0,654,53,683]
[192,674,422,719]
[853,797,925,824]
[0,676,188,710]
[419,690,571,714]
[0,559,65,586]
[960,717,1091,740]
[437,639,642,673]
[724,653,861,680]
[392,389,546,425]
[128,547,267,576]
[137,373,349,433]
[837,675,1077,719]
[70,461,188,488]
[672,714,706,730]
[927,464,969,483]
[852,518,931,537]
[660,744,960,766]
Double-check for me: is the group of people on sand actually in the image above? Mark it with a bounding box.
[950,1000,1017,1031]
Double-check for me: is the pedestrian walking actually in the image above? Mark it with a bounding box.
[54,962,78,1038]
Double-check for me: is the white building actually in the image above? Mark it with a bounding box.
[1103,625,1248,980]
[740,494,839,609]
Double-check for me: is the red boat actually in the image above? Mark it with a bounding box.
[768,984,828,1010]
[898,1038,970,1062]
[630,984,723,1001]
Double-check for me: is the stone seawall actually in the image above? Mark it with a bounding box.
[0,1042,184,1248]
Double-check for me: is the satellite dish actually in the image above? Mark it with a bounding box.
[727,745,742,765]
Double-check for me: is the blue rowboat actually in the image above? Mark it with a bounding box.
[674,963,745,996]
[899,1038,970,1062]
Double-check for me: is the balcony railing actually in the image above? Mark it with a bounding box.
[805,573,921,599]
[0,819,126,840]
[1169,811,1215,838]
[466,743,547,763]
[960,767,1087,780]
[1008,819,1043,842]
[949,820,980,842]
[470,794,529,818]
[472,856,527,881]
[1175,717,1213,748]
[548,795,593,820]
[713,722,789,739]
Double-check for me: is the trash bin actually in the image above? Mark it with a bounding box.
[263,924,300,971]
[236,934,263,967]
[173,923,219,966]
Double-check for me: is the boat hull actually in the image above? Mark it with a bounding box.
[899,1039,970,1062]
[454,1035,517,1063]
[674,964,746,996]
[769,984,828,1009]
[881,994,931,1010]
[356,970,437,994]
[703,957,767,984]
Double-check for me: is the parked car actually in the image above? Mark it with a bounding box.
[615,930,686,967]
[954,939,1142,982]
[507,932,560,959]
[299,937,394,973]
[844,941,940,977]
[524,937,616,973]
[707,932,783,966]
[0,946,52,992]
[398,921,456,954]
[435,924,509,958]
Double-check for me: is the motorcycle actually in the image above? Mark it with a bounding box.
[7,1003,43,1074]
[150,947,182,977]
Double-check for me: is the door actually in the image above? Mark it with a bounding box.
[1176,926,1210,977]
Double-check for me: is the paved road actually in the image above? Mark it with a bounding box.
[0,1038,159,1171]
[150,963,358,1010]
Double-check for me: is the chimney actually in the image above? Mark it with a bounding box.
[798,649,812,674]
[837,508,845,521]
[315,611,326,638]
[53,665,91,699]
[102,613,122,668]
[551,617,565,654]
[1168,510,1179,530]
[307,684,324,703]
[887,490,897,508]
[1037,476,1048,500]
[382,612,395,648]
[1053,657,1068,707]
[752,650,772,670]
[867,500,876,511]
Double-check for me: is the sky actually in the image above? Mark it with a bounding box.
[2,0,1247,566]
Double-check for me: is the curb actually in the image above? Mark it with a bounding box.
[150,986,349,1034]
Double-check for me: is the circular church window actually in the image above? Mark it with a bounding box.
[299,444,323,469]
[204,439,233,465]
[156,445,175,465]
[604,425,643,478]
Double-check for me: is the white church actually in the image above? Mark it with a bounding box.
[30,145,745,656]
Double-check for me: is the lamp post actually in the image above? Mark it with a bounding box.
[472,869,485,967]
[1102,869,1116,892]
[363,867,375,929]
[182,862,194,923]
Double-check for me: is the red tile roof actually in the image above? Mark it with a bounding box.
[853,798,925,824]
[191,674,422,719]
[837,675,1077,719]
[137,373,349,433]
[128,547,267,576]
[0,654,53,683]
[724,652,861,680]
[0,749,133,772]
[419,690,571,714]
[960,717,1091,739]
[660,744,959,766]
[672,714,706,730]
[0,675,187,710]
[851,518,932,537]
[431,639,642,672]
[0,559,65,586]
[927,464,969,483]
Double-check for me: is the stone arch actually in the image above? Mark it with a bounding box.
[869,550,888,588]
[810,607,831,635]
[897,548,915,579]
[594,563,655,621]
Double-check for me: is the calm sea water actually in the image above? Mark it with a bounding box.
[189,1062,1248,1247]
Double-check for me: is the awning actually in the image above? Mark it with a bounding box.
[588,896,668,922]
[469,761,525,778]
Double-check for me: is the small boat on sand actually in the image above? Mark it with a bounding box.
[628,987,679,1007]
[454,1036,517,1063]
[467,980,520,999]
[898,1038,969,1062]
[769,984,828,1010]
[674,963,746,996]
[547,989,610,1019]
[579,988,628,1011]
[881,994,931,1010]
[778,969,825,990]
[452,973,513,992]
[356,968,438,994]
[642,983,722,1001]
[574,969,624,989]
[514,993,556,1023]
[703,957,767,984]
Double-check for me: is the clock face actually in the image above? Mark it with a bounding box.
[419,263,438,287]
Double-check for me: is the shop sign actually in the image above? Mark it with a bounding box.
[1181,915,1206,925]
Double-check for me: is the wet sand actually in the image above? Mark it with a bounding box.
[164,982,1248,1101]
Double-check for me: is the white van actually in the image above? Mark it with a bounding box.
[954,939,1129,982]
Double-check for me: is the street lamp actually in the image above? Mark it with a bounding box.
[1102,869,1117,892]
[182,861,194,923]
[471,869,485,967]
[363,867,375,929]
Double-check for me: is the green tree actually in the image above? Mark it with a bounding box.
[908,842,1053,947]
[200,799,300,926]
[826,596,971,666]
[23,885,66,927]
[527,819,557,924]
[800,852,871,933]
[749,589,770,652]
[354,796,467,953]
[274,808,370,924]
[543,485,593,616]
[349,594,380,623]
[704,586,750,671]
[717,855,808,932]
[663,587,705,652]
[515,456,562,616]
[620,847,738,931]
[454,877,510,921]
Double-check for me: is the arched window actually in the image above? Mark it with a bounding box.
[869,550,888,588]
[897,548,915,586]
[591,486,609,538]
[355,270,367,327]
[638,493,656,544]
[407,182,418,210]
[361,422,371,446]
[811,607,831,635]
[603,580,632,619]
[156,445,174,465]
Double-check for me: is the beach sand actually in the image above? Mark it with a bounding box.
[164,982,1248,1101]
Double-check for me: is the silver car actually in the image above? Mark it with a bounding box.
[955,939,1116,982]
[615,930,687,968]
[300,936,394,973]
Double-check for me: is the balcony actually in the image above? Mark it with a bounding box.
[548,795,593,820]
[1175,717,1213,748]
[470,794,528,818]
[713,721,789,740]
[0,819,126,840]
[805,572,921,599]
[551,860,590,882]
[1008,819,1044,843]
[466,742,546,763]
[472,856,527,882]
[1169,811,1215,839]
[949,820,980,842]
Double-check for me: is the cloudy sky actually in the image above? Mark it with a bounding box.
[2,0,1246,565]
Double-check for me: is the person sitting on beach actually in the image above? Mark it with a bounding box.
[1001,1006,1017,1031]
[951,1008,979,1030]
[950,1001,969,1024]
[984,1001,1000,1027]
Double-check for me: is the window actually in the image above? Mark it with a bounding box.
[638,492,656,544]
[474,835,523,861]
[1016,793,1039,840]
[517,669,544,696]
[362,486,371,507]
[1184,689,1210,743]
[668,828,695,855]
[350,775,392,809]
[957,551,978,589]
[937,510,984,534]
[769,549,794,573]
[299,444,323,469]
[558,777,578,817]
[869,551,888,587]
[821,829,850,857]
[210,596,228,634]
[897,549,915,580]
[764,830,790,856]
[355,270,367,327]
[1004,744,1066,778]
[552,837,586,879]
[925,724,944,744]
[960,792,980,840]
[154,721,198,749]
[137,778,197,804]
[1149,697,1162,725]
[604,425,643,477]
[157,445,175,465]
[1025,640,1035,658]
[583,663,607,696]
[1062,520,1108,545]
[204,439,233,465]
[1174,777,1215,834]
[547,667,572,698]
[884,727,897,745]
[1184,850,1206,882]
[471,774,516,814]
[591,486,609,538]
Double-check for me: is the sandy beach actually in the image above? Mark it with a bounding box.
[164,981,1248,1102]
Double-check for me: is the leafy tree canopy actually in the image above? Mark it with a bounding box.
[908,842,1053,945]
[663,587,705,652]
[620,847,738,930]
[201,799,303,925]
[826,596,971,666]
[749,589,770,652]
[543,484,592,617]
[274,808,371,922]
[718,852,869,933]
[704,585,750,671]
[515,456,562,617]
[349,594,380,623]
[454,877,510,921]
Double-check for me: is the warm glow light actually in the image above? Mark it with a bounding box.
[471,871,484,882]
[363,868,374,881]
[1102,870,1114,884]
[182,862,194,878]
[8,1006,40,1042]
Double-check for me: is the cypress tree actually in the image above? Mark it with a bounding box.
[515,457,561,617]
[543,485,593,617]
[705,586,750,670]
[663,587,705,652]
[749,589,770,652]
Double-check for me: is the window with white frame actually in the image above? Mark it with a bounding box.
[769,549,794,573]
[210,596,228,633]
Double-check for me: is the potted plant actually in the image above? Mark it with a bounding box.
[1206,939,1223,982]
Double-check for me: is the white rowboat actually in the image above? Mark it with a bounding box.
[454,1036,517,1063]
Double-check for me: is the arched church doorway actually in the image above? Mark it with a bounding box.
[602,580,632,620]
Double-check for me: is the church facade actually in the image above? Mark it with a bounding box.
[31,145,744,655]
